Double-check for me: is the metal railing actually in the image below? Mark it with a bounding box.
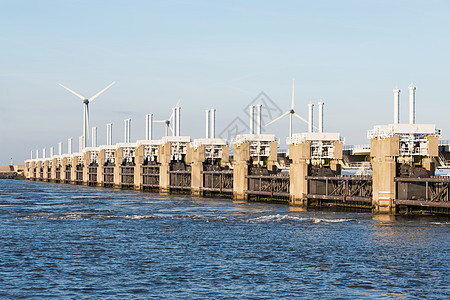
[202,170,233,193]
[306,175,372,203]
[246,173,290,198]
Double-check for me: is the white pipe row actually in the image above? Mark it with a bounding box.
[392,84,416,124]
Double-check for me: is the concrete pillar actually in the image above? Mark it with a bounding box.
[25,162,30,179]
[267,141,278,170]
[289,142,310,206]
[134,145,144,190]
[83,151,90,185]
[43,161,49,182]
[60,158,67,182]
[97,149,105,187]
[158,142,171,193]
[232,142,250,200]
[187,145,205,196]
[51,158,57,182]
[70,156,77,184]
[220,145,230,168]
[114,147,123,188]
[370,136,399,214]
[36,161,42,180]
[424,135,438,174]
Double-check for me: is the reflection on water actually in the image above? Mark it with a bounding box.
[0,179,449,298]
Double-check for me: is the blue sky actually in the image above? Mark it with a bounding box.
[1,0,450,164]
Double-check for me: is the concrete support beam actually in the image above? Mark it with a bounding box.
[289,142,310,206]
[221,145,230,167]
[51,158,57,182]
[25,162,30,179]
[187,145,205,196]
[60,158,67,182]
[267,141,278,170]
[43,161,49,182]
[97,150,105,187]
[158,142,171,193]
[70,157,77,184]
[233,142,250,200]
[83,152,90,186]
[370,136,399,214]
[114,148,123,188]
[37,161,42,180]
[134,145,144,190]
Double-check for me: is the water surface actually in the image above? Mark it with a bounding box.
[0,180,449,298]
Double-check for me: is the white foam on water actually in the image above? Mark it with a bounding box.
[248,214,309,223]
[248,214,355,224]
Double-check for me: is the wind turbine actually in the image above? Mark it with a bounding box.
[153,99,181,137]
[265,79,313,137]
[58,82,115,149]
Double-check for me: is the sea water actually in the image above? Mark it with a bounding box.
[0,180,449,298]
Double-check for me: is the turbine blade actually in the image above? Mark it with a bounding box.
[291,79,295,110]
[152,120,167,123]
[89,81,115,102]
[58,83,86,100]
[169,111,174,121]
[175,98,181,107]
[264,111,290,127]
[293,112,309,124]
[293,112,320,130]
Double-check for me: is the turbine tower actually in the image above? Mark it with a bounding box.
[58,81,115,149]
[265,79,313,137]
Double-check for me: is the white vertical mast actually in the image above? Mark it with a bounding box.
[308,103,314,133]
[249,105,255,134]
[68,138,72,154]
[256,104,262,135]
[409,84,416,124]
[107,123,112,145]
[172,107,176,136]
[318,101,324,133]
[210,108,216,139]
[205,110,210,138]
[146,114,153,140]
[393,88,400,124]
[92,127,97,147]
[176,107,181,136]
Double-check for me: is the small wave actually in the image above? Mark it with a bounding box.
[248,214,308,223]
[430,221,450,225]
[124,215,157,220]
[248,214,355,223]
[313,218,354,223]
